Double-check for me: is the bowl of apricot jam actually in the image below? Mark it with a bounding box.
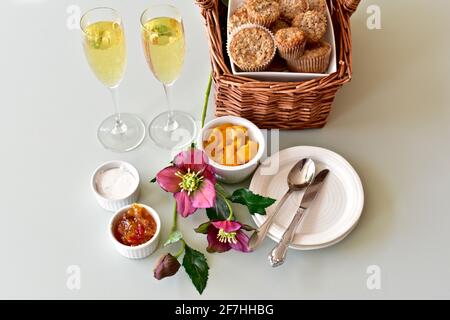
[109,203,161,259]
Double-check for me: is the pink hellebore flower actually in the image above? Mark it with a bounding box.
[207,220,251,253]
[156,149,216,217]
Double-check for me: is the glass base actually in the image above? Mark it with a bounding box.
[149,111,197,150]
[97,113,146,152]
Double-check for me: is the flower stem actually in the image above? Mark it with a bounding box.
[169,202,185,258]
[224,197,234,221]
[201,72,213,129]
[171,201,178,233]
[174,239,186,259]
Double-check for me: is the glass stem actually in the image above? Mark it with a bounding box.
[163,84,178,132]
[109,87,127,135]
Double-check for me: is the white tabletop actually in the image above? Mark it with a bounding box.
[1,0,449,299]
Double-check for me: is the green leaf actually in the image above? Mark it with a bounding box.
[182,245,209,295]
[229,188,276,215]
[206,207,220,220]
[215,183,230,198]
[150,177,156,183]
[194,221,211,234]
[206,194,231,220]
[164,230,183,247]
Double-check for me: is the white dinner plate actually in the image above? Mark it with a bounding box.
[249,146,364,250]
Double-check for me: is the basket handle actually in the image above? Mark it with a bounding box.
[195,0,231,76]
[197,0,361,15]
[196,0,215,13]
[338,0,361,16]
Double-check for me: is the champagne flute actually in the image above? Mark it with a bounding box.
[80,7,145,152]
[140,5,197,150]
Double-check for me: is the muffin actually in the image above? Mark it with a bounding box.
[246,0,281,27]
[275,27,307,60]
[228,6,250,33]
[286,41,331,73]
[271,19,289,34]
[279,0,308,21]
[292,10,327,43]
[228,24,276,72]
[306,0,328,13]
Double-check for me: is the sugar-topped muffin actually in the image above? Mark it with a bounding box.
[228,6,250,33]
[306,0,328,13]
[246,0,281,27]
[228,25,276,71]
[275,27,307,60]
[279,0,308,21]
[292,10,327,43]
[271,19,289,34]
[286,40,331,73]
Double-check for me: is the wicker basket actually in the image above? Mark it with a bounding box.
[195,0,361,129]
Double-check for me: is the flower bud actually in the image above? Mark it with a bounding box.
[153,254,181,280]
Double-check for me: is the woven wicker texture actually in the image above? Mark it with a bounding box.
[196,0,361,129]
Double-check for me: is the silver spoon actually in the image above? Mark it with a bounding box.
[269,169,330,267]
[249,158,316,251]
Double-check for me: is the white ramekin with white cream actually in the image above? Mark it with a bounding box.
[91,160,140,211]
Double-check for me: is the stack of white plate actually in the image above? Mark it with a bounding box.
[250,146,364,250]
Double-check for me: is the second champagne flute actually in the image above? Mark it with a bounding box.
[140,5,197,150]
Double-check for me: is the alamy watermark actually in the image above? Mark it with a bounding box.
[367,5,382,30]
[66,265,81,290]
[66,5,81,30]
[366,265,381,290]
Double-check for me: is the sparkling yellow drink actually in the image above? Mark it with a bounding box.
[141,17,185,85]
[83,21,126,88]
